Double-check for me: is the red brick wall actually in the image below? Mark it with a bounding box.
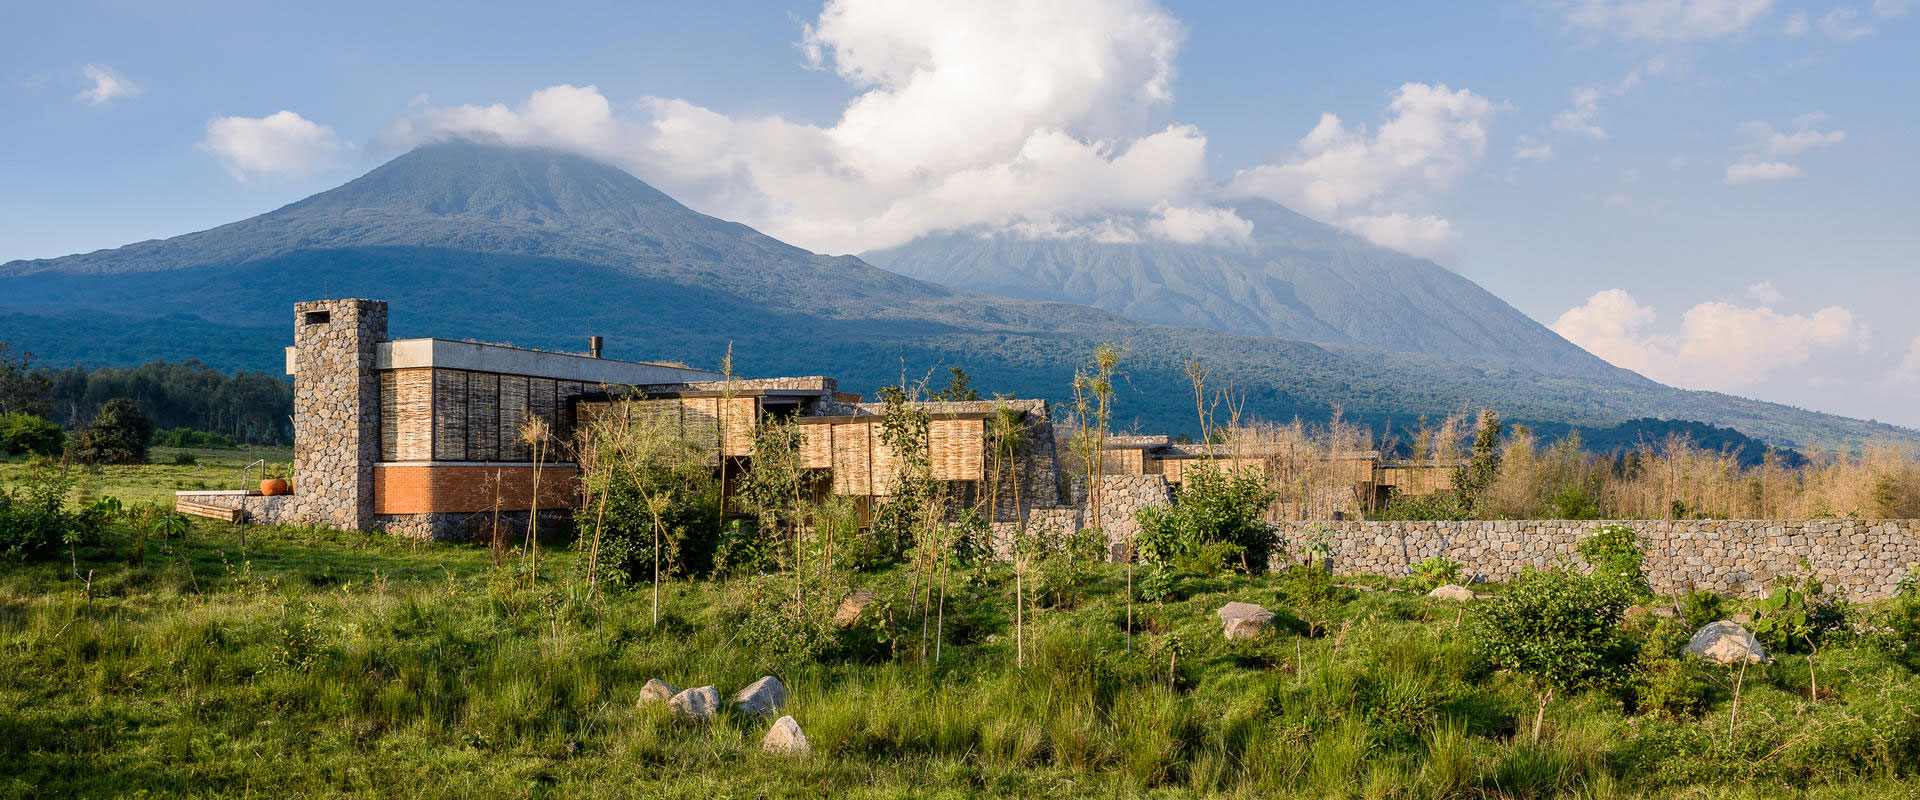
[374,464,580,514]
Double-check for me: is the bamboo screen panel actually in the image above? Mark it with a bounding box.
[497,375,530,461]
[720,397,756,457]
[799,424,833,468]
[433,370,467,461]
[831,422,873,495]
[1164,457,1266,483]
[467,373,500,461]
[378,369,434,461]
[870,424,900,497]
[928,418,984,481]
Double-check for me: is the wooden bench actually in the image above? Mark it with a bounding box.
[176,499,245,524]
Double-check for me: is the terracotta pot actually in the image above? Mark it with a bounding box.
[260,478,291,496]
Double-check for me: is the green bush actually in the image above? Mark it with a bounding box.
[1678,589,1729,629]
[1409,556,1463,591]
[0,412,65,456]
[1133,464,1277,584]
[1471,566,1635,694]
[0,466,107,561]
[1576,523,1647,594]
[151,427,238,449]
[75,398,154,464]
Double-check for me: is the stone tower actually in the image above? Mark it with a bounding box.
[290,299,387,531]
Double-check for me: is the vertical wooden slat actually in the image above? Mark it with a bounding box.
[498,375,530,461]
[379,372,398,462]
[469,372,499,461]
[434,370,468,461]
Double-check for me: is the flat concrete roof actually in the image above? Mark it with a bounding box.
[365,338,729,385]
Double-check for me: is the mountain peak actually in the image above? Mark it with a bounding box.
[279,140,686,229]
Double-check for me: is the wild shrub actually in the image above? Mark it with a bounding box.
[1471,565,1634,738]
[0,412,64,456]
[1627,616,1716,717]
[1678,589,1729,629]
[150,427,238,449]
[75,398,154,464]
[1409,557,1463,591]
[1133,464,1277,580]
[1751,575,1848,654]
[1576,523,1647,594]
[579,405,722,588]
[0,465,106,561]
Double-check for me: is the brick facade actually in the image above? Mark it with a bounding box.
[373,464,580,515]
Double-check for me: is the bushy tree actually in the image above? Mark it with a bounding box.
[1134,464,1278,598]
[1471,565,1634,740]
[0,413,65,456]
[76,398,154,464]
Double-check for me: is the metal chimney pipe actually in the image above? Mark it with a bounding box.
[588,336,604,359]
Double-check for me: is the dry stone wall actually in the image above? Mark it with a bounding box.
[1274,519,1920,600]
[1092,475,1172,559]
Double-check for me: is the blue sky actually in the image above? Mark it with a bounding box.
[4,0,1917,427]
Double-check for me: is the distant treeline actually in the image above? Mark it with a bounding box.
[2,345,293,446]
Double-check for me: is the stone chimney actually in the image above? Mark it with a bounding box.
[290,299,387,531]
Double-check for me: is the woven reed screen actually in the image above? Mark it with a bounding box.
[928,418,984,481]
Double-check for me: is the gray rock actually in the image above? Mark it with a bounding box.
[668,685,720,719]
[1217,602,1276,640]
[638,678,678,706]
[1683,621,1769,665]
[762,714,812,756]
[733,675,788,717]
[833,589,877,626]
[1428,584,1476,602]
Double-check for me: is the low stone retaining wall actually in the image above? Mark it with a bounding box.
[1274,519,1920,600]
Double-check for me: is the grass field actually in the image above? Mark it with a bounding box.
[5,451,1920,798]
[0,446,292,507]
[4,507,1920,799]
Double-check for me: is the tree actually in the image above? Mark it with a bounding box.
[932,366,980,401]
[76,398,154,464]
[0,344,52,417]
[0,413,65,456]
[1454,409,1503,515]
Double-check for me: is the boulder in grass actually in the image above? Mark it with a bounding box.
[1217,602,1277,640]
[1428,584,1477,602]
[733,675,788,718]
[638,678,678,706]
[834,589,877,626]
[762,715,812,756]
[668,685,720,719]
[1683,621,1769,665]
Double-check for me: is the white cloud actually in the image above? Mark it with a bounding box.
[1336,214,1461,262]
[1812,6,1873,36]
[1747,280,1783,305]
[374,0,1212,254]
[1818,6,1877,37]
[1147,204,1253,246]
[1227,83,1499,219]
[200,110,346,181]
[1725,161,1804,182]
[1553,288,1863,392]
[1785,10,1812,32]
[1894,335,1920,385]
[1553,86,1611,139]
[1224,82,1499,257]
[1877,0,1912,17]
[1724,114,1842,184]
[1515,136,1554,160]
[1560,0,1775,42]
[75,64,138,106]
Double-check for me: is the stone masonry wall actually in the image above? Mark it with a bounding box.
[289,299,386,531]
[1092,475,1172,559]
[1274,519,1920,600]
